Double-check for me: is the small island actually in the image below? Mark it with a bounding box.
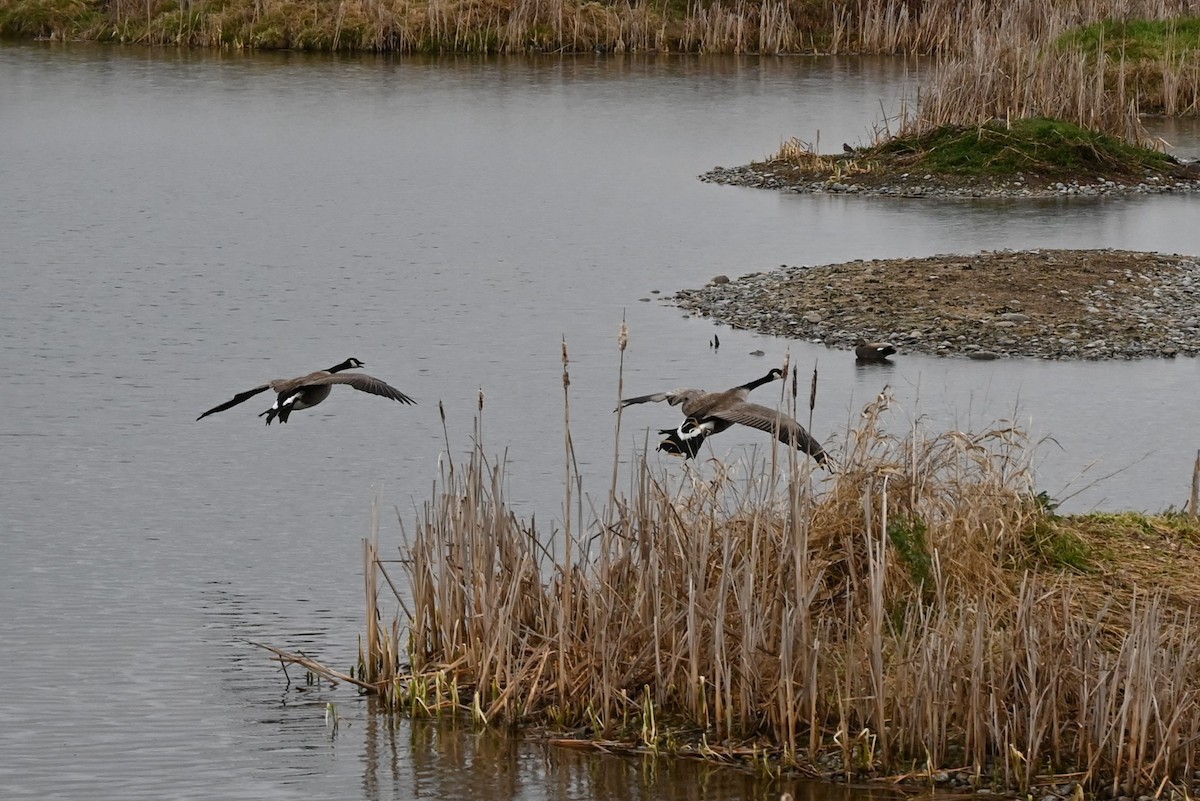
[674,249,1200,360]
[703,118,1200,199]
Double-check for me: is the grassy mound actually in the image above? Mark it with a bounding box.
[869,118,1176,180]
[765,117,1197,192]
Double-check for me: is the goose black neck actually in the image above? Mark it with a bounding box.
[740,370,780,392]
[328,359,359,373]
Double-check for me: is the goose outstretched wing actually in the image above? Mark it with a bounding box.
[196,383,272,421]
[711,402,828,463]
[618,388,706,410]
[302,373,416,405]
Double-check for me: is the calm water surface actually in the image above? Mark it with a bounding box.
[2,43,1198,799]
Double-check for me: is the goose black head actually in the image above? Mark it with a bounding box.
[330,357,365,372]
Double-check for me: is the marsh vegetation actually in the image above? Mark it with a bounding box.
[0,0,1196,63]
[280,335,1200,798]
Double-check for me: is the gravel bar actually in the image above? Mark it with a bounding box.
[673,249,1200,360]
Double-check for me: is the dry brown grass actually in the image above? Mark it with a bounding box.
[310,329,1200,796]
[7,0,1199,59]
[868,0,1200,144]
[896,34,1156,145]
[846,0,1200,57]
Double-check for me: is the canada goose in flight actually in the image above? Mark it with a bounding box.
[618,368,829,466]
[196,358,415,424]
[855,339,897,362]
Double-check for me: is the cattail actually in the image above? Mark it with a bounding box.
[561,338,570,388]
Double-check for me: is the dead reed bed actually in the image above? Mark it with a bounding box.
[8,0,1200,58]
[346,347,1200,795]
[896,40,1157,145]
[893,23,1200,145]
[838,0,1200,57]
[864,0,1200,144]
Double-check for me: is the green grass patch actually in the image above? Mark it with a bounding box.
[1018,492,1092,572]
[1025,520,1093,571]
[0,0,105,37]
[887,514,934,588]
[1069,510,1200,543]
[1058,18,1200,62]
[868,117,1176,180]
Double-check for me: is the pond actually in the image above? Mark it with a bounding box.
[1,42,1197,800]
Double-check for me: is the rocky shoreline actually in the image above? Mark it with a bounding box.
[700,163,1200,198]
[673,249,1200,360]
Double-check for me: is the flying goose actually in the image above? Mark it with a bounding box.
[854,339,897,361]
[618,368,829,466]
[196,358,415,425]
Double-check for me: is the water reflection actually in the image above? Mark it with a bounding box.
[359,709,901,801]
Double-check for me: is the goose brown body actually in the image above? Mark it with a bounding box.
[854,339,897,361]
[618,368,829,465]
[196,358,415,424]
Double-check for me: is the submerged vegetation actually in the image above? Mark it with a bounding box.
[280,333,1200,798]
